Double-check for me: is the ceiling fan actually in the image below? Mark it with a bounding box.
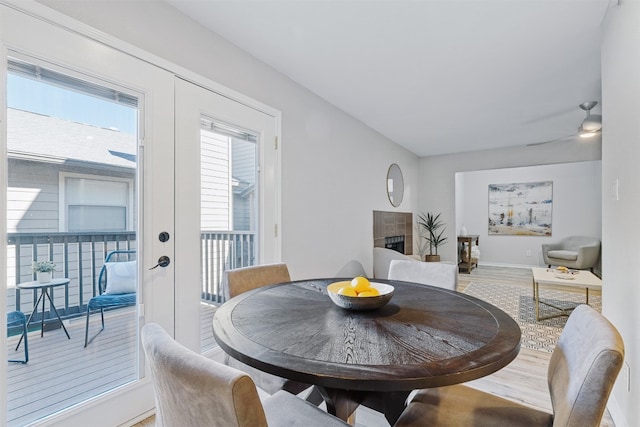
[527,101,602,146]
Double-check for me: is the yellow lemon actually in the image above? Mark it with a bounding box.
[338,287,358,297]
[357,290,379,297]
[351,276,370,293]
[360,287,380,296]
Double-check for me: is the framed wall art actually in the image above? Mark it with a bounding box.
[488,181,552,236]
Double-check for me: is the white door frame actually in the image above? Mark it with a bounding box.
[0,4,174,426]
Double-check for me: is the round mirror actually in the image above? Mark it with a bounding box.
[386,163,404,207]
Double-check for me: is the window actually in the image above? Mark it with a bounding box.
[60,173,133,231]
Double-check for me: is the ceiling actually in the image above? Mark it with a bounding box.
[165,0,611,157]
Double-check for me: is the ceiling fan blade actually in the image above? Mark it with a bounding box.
[526,134,577,147]
[521,106,578,125]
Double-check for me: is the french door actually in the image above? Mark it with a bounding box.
[2,3,281,425]
[174,78,280,351]
[1,5,174,426]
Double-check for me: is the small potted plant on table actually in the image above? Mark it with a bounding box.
[417,212,448,262]
[32,260,56,283]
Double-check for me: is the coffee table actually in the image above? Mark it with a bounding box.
[531,267,602,321]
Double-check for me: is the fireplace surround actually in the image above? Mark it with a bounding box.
[373,210,413,256]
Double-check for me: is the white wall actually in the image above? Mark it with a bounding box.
[36,0,419,279]
[457,161,601,267]
[19,2,636,424]
[601,2,640,426]
[420,142,601,264]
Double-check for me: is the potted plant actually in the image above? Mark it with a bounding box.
[417,212,448,262]
[32,260,56,283]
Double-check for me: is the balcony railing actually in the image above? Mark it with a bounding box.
[6,231,255,323]
[201,231,256,303]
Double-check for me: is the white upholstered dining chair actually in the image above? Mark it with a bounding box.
[141,323,349,427]
[222,263,311,396]
[388,259,458,291]
[223,262,291,299]
[393,304,624,427]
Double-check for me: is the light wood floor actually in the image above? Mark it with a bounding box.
[134,265,614,427]
[457,265,612,427]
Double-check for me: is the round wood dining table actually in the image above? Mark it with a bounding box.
[213,278,521,425]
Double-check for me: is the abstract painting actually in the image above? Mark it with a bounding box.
[488,181,552,236]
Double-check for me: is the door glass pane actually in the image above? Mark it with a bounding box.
[5,59,139,426]
[200,117,257,352]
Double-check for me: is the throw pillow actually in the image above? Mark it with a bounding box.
[104,260,137,294]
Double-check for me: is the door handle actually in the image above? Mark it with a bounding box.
[149,256,171,270]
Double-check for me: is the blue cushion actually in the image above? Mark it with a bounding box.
[88,293,136,310]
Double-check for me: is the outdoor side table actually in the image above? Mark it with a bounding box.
[15,278,71,350]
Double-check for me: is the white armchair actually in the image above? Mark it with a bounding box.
[542,236,600,272]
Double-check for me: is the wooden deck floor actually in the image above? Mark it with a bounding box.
[6,303,217,427]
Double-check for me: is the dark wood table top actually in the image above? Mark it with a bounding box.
[213,278,521,393]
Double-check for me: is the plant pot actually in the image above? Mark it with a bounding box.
[424,255,441,262]
[37,272,52,283]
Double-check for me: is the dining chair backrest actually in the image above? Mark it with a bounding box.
[547,304,624,426]
[335,259,367,278]
[373,247,418,279]
[141,323,268,427]
[388,259,457,291]
[223,263,291,300]
[221,264,314,396]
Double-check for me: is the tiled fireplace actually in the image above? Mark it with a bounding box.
[373,210,413,256]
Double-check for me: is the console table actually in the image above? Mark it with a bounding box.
[458,235,479,273]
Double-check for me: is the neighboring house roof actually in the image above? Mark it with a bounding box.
[7,108,136,170]
[232,178,254,198]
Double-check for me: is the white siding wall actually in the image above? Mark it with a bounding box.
[232,138,256,231]
[8,160,59,232]
[200,130,230,230]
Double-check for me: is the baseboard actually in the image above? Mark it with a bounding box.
[478,261,540,269]
[607,396,629,427]
[121,409,155,427]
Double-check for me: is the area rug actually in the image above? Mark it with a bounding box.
[463,282,602,353]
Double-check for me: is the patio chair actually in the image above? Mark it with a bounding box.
[84,250,136,347]
[141,323,349,427]
[7,311,28,364]
[393,304,624,427]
